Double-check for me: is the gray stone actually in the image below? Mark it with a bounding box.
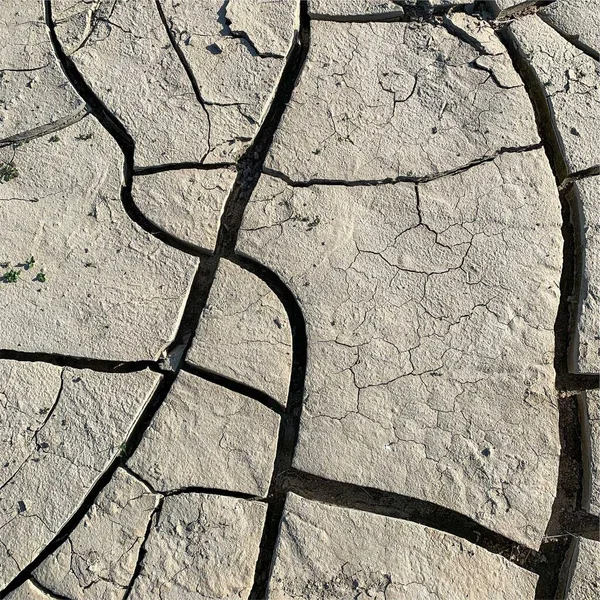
[509,14,600,176]
[582,389,600,516]
[563,537,600,600]
[0,116,198,361]
[540,0,600,57]
[128,371,280,497]
[33,467,159,600]
[187,259,292,406]
[267,493,538,599]
[131,168,236,251]
[264,19,538,182]
[0,2,84,142]
[53,0,299,167]
[129,493,266,600]
[238,149,562,548]
[571,176,600,374]
[0,360,161,590]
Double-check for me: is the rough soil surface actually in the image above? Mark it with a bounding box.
[0,0,599,598]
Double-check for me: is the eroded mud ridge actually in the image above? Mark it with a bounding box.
[0,1,599,598]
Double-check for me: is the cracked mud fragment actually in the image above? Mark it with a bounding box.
[128,371,279,497]
[188,259,292,406]
[264,17,538,183]
[266,494,538,599]
[0,117,198,361]
[562,537,600,599]
[0,360,160,591]
[128,493,266,600]
[582,389,600,516]
[540,0,600,58]
[32,467,159,600]
[131,167,236,251]
[238,148,562,548]
[52,0,299,167]
[570,175,600,373]
[0,2,83,142]
[509,15,600,177]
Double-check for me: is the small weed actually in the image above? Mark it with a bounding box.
[34,270,46,283]
[49,135,60,143]
[0,162,19,183]
[25,256,35,270]
[2,269,20,283]
[75,132,93,141]
[118,442,127,457]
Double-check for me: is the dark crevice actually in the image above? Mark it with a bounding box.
[0,349,158,374]
[182,363,284,415]
[163,487,262,500]
[535,395,600,599]
[44,1,134,155]
[122,498,164,599]
[262,143,543,187]
[537,12,600,61]
[500,22,600,600]
[0,374,171,599]
[309,1,470,23]
[0,106,89,149]
[283,469,545,571]
[133,162,236,176]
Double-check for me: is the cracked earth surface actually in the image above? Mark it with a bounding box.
[0,0,599,598]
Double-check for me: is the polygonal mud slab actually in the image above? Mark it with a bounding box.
[0,116,198,361]
[582,389,600,516]
[570,175,600,374]
[562,537,600,599]
[128,493,266,600]
[0,360,160,591]
[540,0,600,57]
[52,0,299,167]
[188,259,292,406]
[264,18,538,182]
[128,371,280,497]
[0,1,84,142]
[131,167,236,251]
[238,148,562,548]
[267,494,538,599]
[33,467,159,600]
[509,15,600,177]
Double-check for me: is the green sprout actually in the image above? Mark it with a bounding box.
[0,162,19,183]
[49,135,60,143]
[25,256,35,270]
[34,270,46,283]
[75,132,93,141]
[2,269,20,283]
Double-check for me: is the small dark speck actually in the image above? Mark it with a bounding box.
[481,448,491,457]
[17,500,26,513]
[570,127,580,136]
[274,318,282,329]
[72,376,81,383]
[206,43,222,55]
[39,442,49,450]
